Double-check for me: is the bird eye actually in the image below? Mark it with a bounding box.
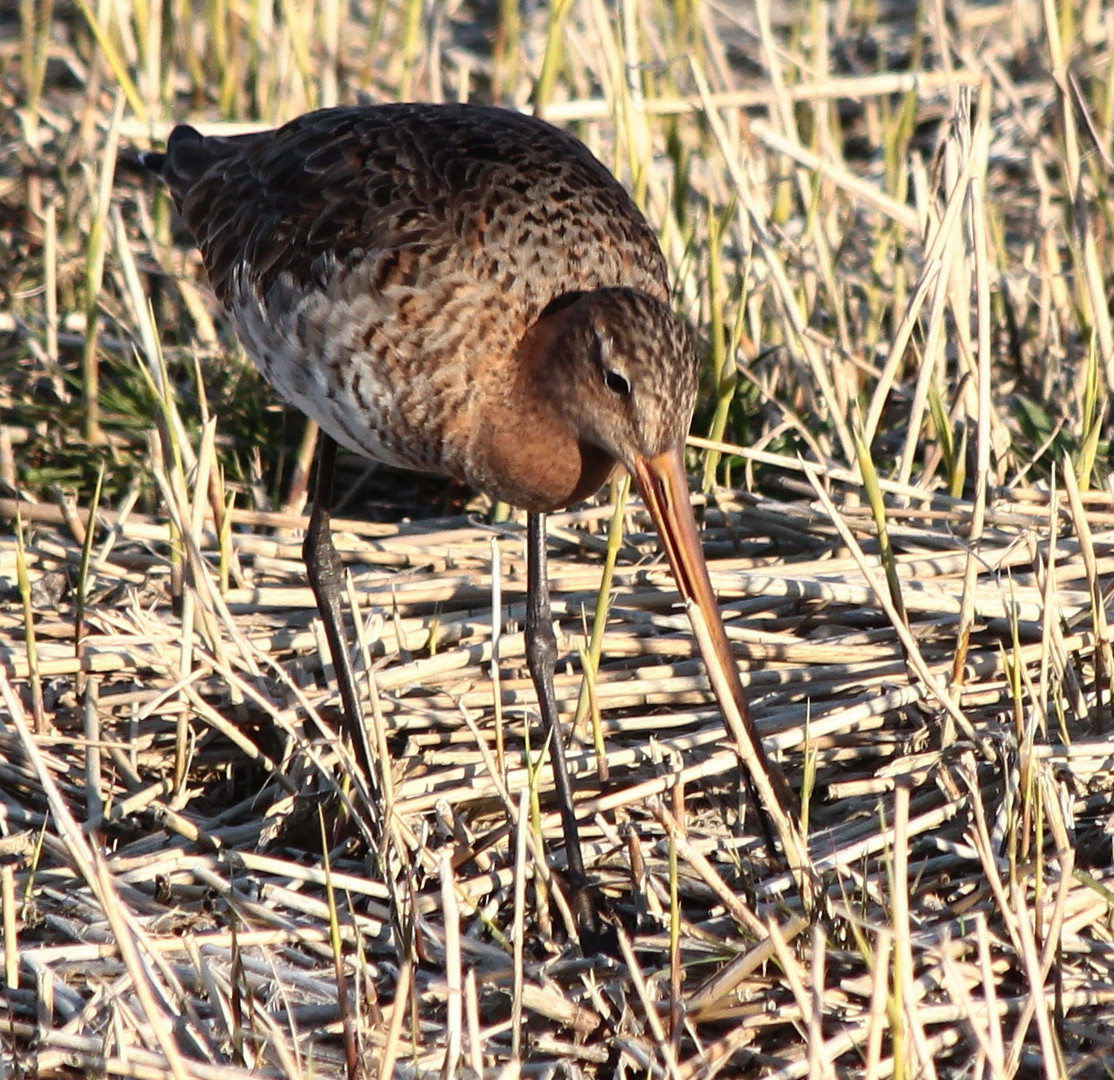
[604,369,631,396]
[590,324,629,396]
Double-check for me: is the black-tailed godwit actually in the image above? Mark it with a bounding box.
[142,103,806,944]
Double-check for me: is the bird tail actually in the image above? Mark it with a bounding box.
[139,126,210,205]
[137,150,167,174]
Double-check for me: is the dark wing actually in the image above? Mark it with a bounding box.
[151,103,670,318]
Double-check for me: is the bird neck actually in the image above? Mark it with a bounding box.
[466,309,616,513]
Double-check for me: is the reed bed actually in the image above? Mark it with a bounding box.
[3,0,1114,1076]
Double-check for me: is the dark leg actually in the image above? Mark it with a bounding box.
[304,434,379,798]
[304,434,392,1075]
[524,511,601,947]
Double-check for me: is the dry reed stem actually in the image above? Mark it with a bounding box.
[5,3,1114,1077]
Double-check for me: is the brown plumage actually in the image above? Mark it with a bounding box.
[148,105,694,510]
[143,103,806,947]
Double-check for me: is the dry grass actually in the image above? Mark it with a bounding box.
[3,0,1114,1076]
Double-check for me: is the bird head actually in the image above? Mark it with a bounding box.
[539,287,699,472]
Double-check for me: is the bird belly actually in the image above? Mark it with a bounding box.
[229,270,479,478]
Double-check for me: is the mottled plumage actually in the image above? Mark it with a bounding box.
[143,103,804,945]
[148,104,696,511]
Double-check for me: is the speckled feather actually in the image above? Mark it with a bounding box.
[146,103,802,861]
[150,103,698,511]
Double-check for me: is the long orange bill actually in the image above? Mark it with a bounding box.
[632,448,812,882]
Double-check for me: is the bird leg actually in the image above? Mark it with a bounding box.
[523,511,602,946]
[304,434,401,1070]
[304,433,379,796]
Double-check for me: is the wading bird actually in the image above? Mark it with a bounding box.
[142,103,807,945]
